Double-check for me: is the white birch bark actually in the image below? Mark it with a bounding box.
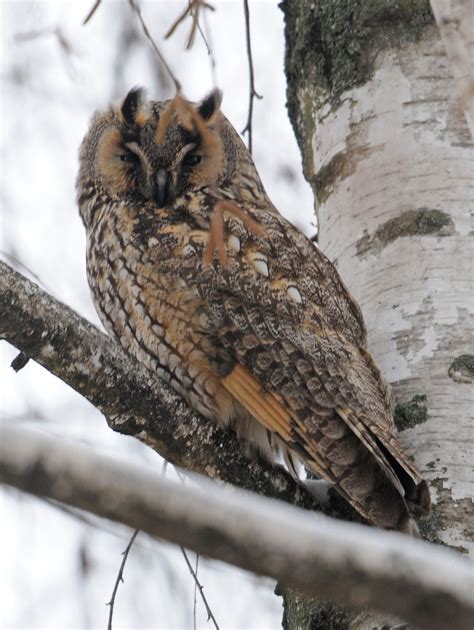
[430,0,474,137]
[307,23,473,555]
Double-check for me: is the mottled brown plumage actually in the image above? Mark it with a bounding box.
[77,88,430,533]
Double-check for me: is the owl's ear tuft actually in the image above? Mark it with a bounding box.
[197,89,222,124]
[121,87,147,126]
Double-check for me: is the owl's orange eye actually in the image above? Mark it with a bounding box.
[182,154,202,167]
[120,152,139,164]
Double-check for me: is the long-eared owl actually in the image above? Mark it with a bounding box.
[77,88,430,534]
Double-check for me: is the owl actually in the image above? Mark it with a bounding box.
[77,87,430,534]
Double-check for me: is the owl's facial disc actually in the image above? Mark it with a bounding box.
[95,88,224,206]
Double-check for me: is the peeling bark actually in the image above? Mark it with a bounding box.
[282,0,473,626]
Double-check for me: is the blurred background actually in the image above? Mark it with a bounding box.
[0,1,313,627]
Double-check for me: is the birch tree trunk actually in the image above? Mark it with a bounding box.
[281,0,473,626]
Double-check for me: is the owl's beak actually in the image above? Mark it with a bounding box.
[154,169,171,207]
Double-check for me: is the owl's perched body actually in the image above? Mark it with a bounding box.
[77,88,430,533]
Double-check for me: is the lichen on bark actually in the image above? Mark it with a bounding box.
[448,354,474,383]
[356,209,454,257]
[281,0,433,161]
[280,587,355,630]
[394,394,428,431]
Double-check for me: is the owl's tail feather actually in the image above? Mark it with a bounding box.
[303,442,423,536]
[336,407,431,521]
[373,434,431,517]
[222,363,429,534]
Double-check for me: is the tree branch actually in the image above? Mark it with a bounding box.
[0,260,316,509]
[1,424,473,630]
[430,0,474,138]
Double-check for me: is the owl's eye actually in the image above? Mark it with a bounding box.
[120,151,139,164]
[182,154,202,167]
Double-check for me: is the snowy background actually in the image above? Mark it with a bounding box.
[0,1,314,627]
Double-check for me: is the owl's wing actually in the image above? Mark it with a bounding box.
[186,206,429,529]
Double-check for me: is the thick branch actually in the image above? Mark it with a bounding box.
[430,0,474,138]
[2,424,474,630]
[0,260,315,508]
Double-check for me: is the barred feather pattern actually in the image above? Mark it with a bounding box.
[77,89,430,534]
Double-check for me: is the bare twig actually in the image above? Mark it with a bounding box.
[107,529,139,630]
[195,15,211,55]
[54,28,74,57]
[202,8,217,86]
[14,26,76,75]
[14,27,57,43]
[2,424,474,630]
[165,1,215,51]
[171,465,217,628]
[128,0,181,92]
[181,547,219,629]
[193,553,199,630]
[165,3,192,41]
[186,2,212,50]
[166,454,218,627]
[241,0,262,154]
[82,0,102,25]
[44,497,109,530]
[15,27,73,55]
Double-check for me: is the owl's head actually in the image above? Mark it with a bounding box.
[77,88,254,228]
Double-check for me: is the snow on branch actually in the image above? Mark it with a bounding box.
[431,0,474,138]
[1,423,474,630]
[0,260,315,509]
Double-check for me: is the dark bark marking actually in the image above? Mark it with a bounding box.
[356,209,454,257]
[394,394,428,432]
[448,354,474,384]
